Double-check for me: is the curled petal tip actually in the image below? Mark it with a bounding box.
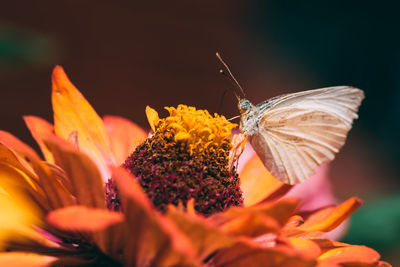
[52,65,65,74]
[52,65,66,78]
[51,66,70,90]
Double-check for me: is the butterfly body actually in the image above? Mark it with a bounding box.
[238,99,260,135]
[238,86,364,185]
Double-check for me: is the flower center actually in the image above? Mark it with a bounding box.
[106,105,243,216]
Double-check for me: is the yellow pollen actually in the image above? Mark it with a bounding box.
[146,105,237,155]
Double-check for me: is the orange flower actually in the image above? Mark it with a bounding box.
[0,66,391,266]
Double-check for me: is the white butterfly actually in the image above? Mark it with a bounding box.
[238,86,364,184]
[216,53,364,185]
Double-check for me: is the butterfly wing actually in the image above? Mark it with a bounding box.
[248,86,364,184]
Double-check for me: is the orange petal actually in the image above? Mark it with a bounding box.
[111,166,152,210]
[1,135,75,212]
[42,162,73,193]
[0,186,42,249]
[213,199,299,239]
[186,198,196,216]
[47,206,123,232]
[167,206,236,260]
[220,213,281,237]
[67,131,79,149]
[112,167,198,266]
[23,116,55,163]
[0,143,37,185]
[288,238,321,259]
[49,256,106,266]
[0,130,40,174]
[296,197,362,236]
[285,215,305,228]
[311,238,349,254]
[0,252,55,267]
[103,115,147,165]
[0,131,39,159]
[0,144,49,214]
[0,162,40,203]
[210,240,316,267]
[318,245,380,265]
[240,154,292,206]
[28,158,76,210]
[376,261,393,267]
[51,66,113,179]
[44,137,106,209]
[210,198,299,228]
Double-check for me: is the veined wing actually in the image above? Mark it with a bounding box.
[257,86,364,126]
[250,86,364,184]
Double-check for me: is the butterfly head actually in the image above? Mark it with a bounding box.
[238,99,253,113]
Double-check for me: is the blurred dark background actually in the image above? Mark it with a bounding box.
[0,0,399,263]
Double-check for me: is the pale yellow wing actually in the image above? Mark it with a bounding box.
[249,86,364,184]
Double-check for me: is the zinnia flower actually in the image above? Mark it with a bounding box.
[0,66,391,266]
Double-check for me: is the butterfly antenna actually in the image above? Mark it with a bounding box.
[216,52,246,98]
[219,70,240,101]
